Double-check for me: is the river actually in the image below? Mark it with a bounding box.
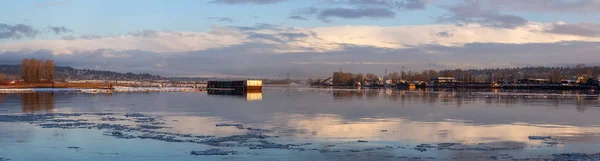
[0,87,599,160]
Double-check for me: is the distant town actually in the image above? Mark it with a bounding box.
[1,58,600,90]
[310,65,600,89]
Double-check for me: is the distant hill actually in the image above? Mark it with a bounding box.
[0,65,162,81]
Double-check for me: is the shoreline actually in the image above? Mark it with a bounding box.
[309,84,599,90]
[0,86,200,93]
[0,83,113,89]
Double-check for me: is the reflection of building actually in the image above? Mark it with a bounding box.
[207,89,263,101]
[245,92,263,101]
[21,93,55,113]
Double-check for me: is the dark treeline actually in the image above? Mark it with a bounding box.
[0,65,162,81]
[329,64,600,85]
[21,58,55,83]
[454,65,600,83]
[59,69,162,81]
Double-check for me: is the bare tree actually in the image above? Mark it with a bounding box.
[43,60,55,82]
[354,73,365,82]
[21,58,31,83]
[421,71,429,81]
[428,70,438,80]
[551,69,563,83]
[33,59,42,83]
[366,73,378,80]
[21,58,56,83]
[390,72,400,83]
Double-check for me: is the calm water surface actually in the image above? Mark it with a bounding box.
[1,87,600,160]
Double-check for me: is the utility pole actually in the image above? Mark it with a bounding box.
[385,68,387,78]
[401,66,404,80]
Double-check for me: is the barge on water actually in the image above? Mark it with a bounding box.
[206,80,262,91]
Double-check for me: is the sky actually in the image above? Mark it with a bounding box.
[2,0,600,78]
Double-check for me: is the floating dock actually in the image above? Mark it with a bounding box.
[206,80,262,91]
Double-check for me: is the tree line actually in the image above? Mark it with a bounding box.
[332,70,441,86]
[21,58,55,83]
[329,64,600,85]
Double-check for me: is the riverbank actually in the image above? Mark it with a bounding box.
[311,83,600,90]
[0,83,113,89]
[0,86,199,93]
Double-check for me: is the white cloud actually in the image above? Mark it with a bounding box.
[2,22,600,77]
[2,22,600,55]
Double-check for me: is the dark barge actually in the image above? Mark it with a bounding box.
[206,80,262,91]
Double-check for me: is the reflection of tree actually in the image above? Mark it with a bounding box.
[331,88,600,112]
[574,96,597,112]
[0,93,5,104]
[21,93,55,113]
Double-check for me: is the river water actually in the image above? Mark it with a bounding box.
[1,87,600,161]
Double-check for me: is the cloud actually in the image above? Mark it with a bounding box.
[80,34,102,40]
[318,8,396,22]
[228,23,282,31]
[127,30,159,38]
[208,0,287,5]
[5,22,600,55]
[401,0,426,10]
[2,41,600,78]
[61,35,75,40]
[295,0,426,22]
[206,17,234,23]
[246,32,285,43]
[292,7,320,15]
[438,0,528,29]
[48,26,72,35]
[485,0,600,13]
[289,15,308,20]
[333,0,427,10]
[0,23,40,39]
[546,22,600,37]
[2,23,600,77]
[278,33,309,40]
[436,31,453,37]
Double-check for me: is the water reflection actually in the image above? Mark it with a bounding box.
[21,93,55,113]
[0,93,5,104]
[329,88,600,111]
[207,90,263,101]
[0,93,59,113]
[1,88,600,160]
